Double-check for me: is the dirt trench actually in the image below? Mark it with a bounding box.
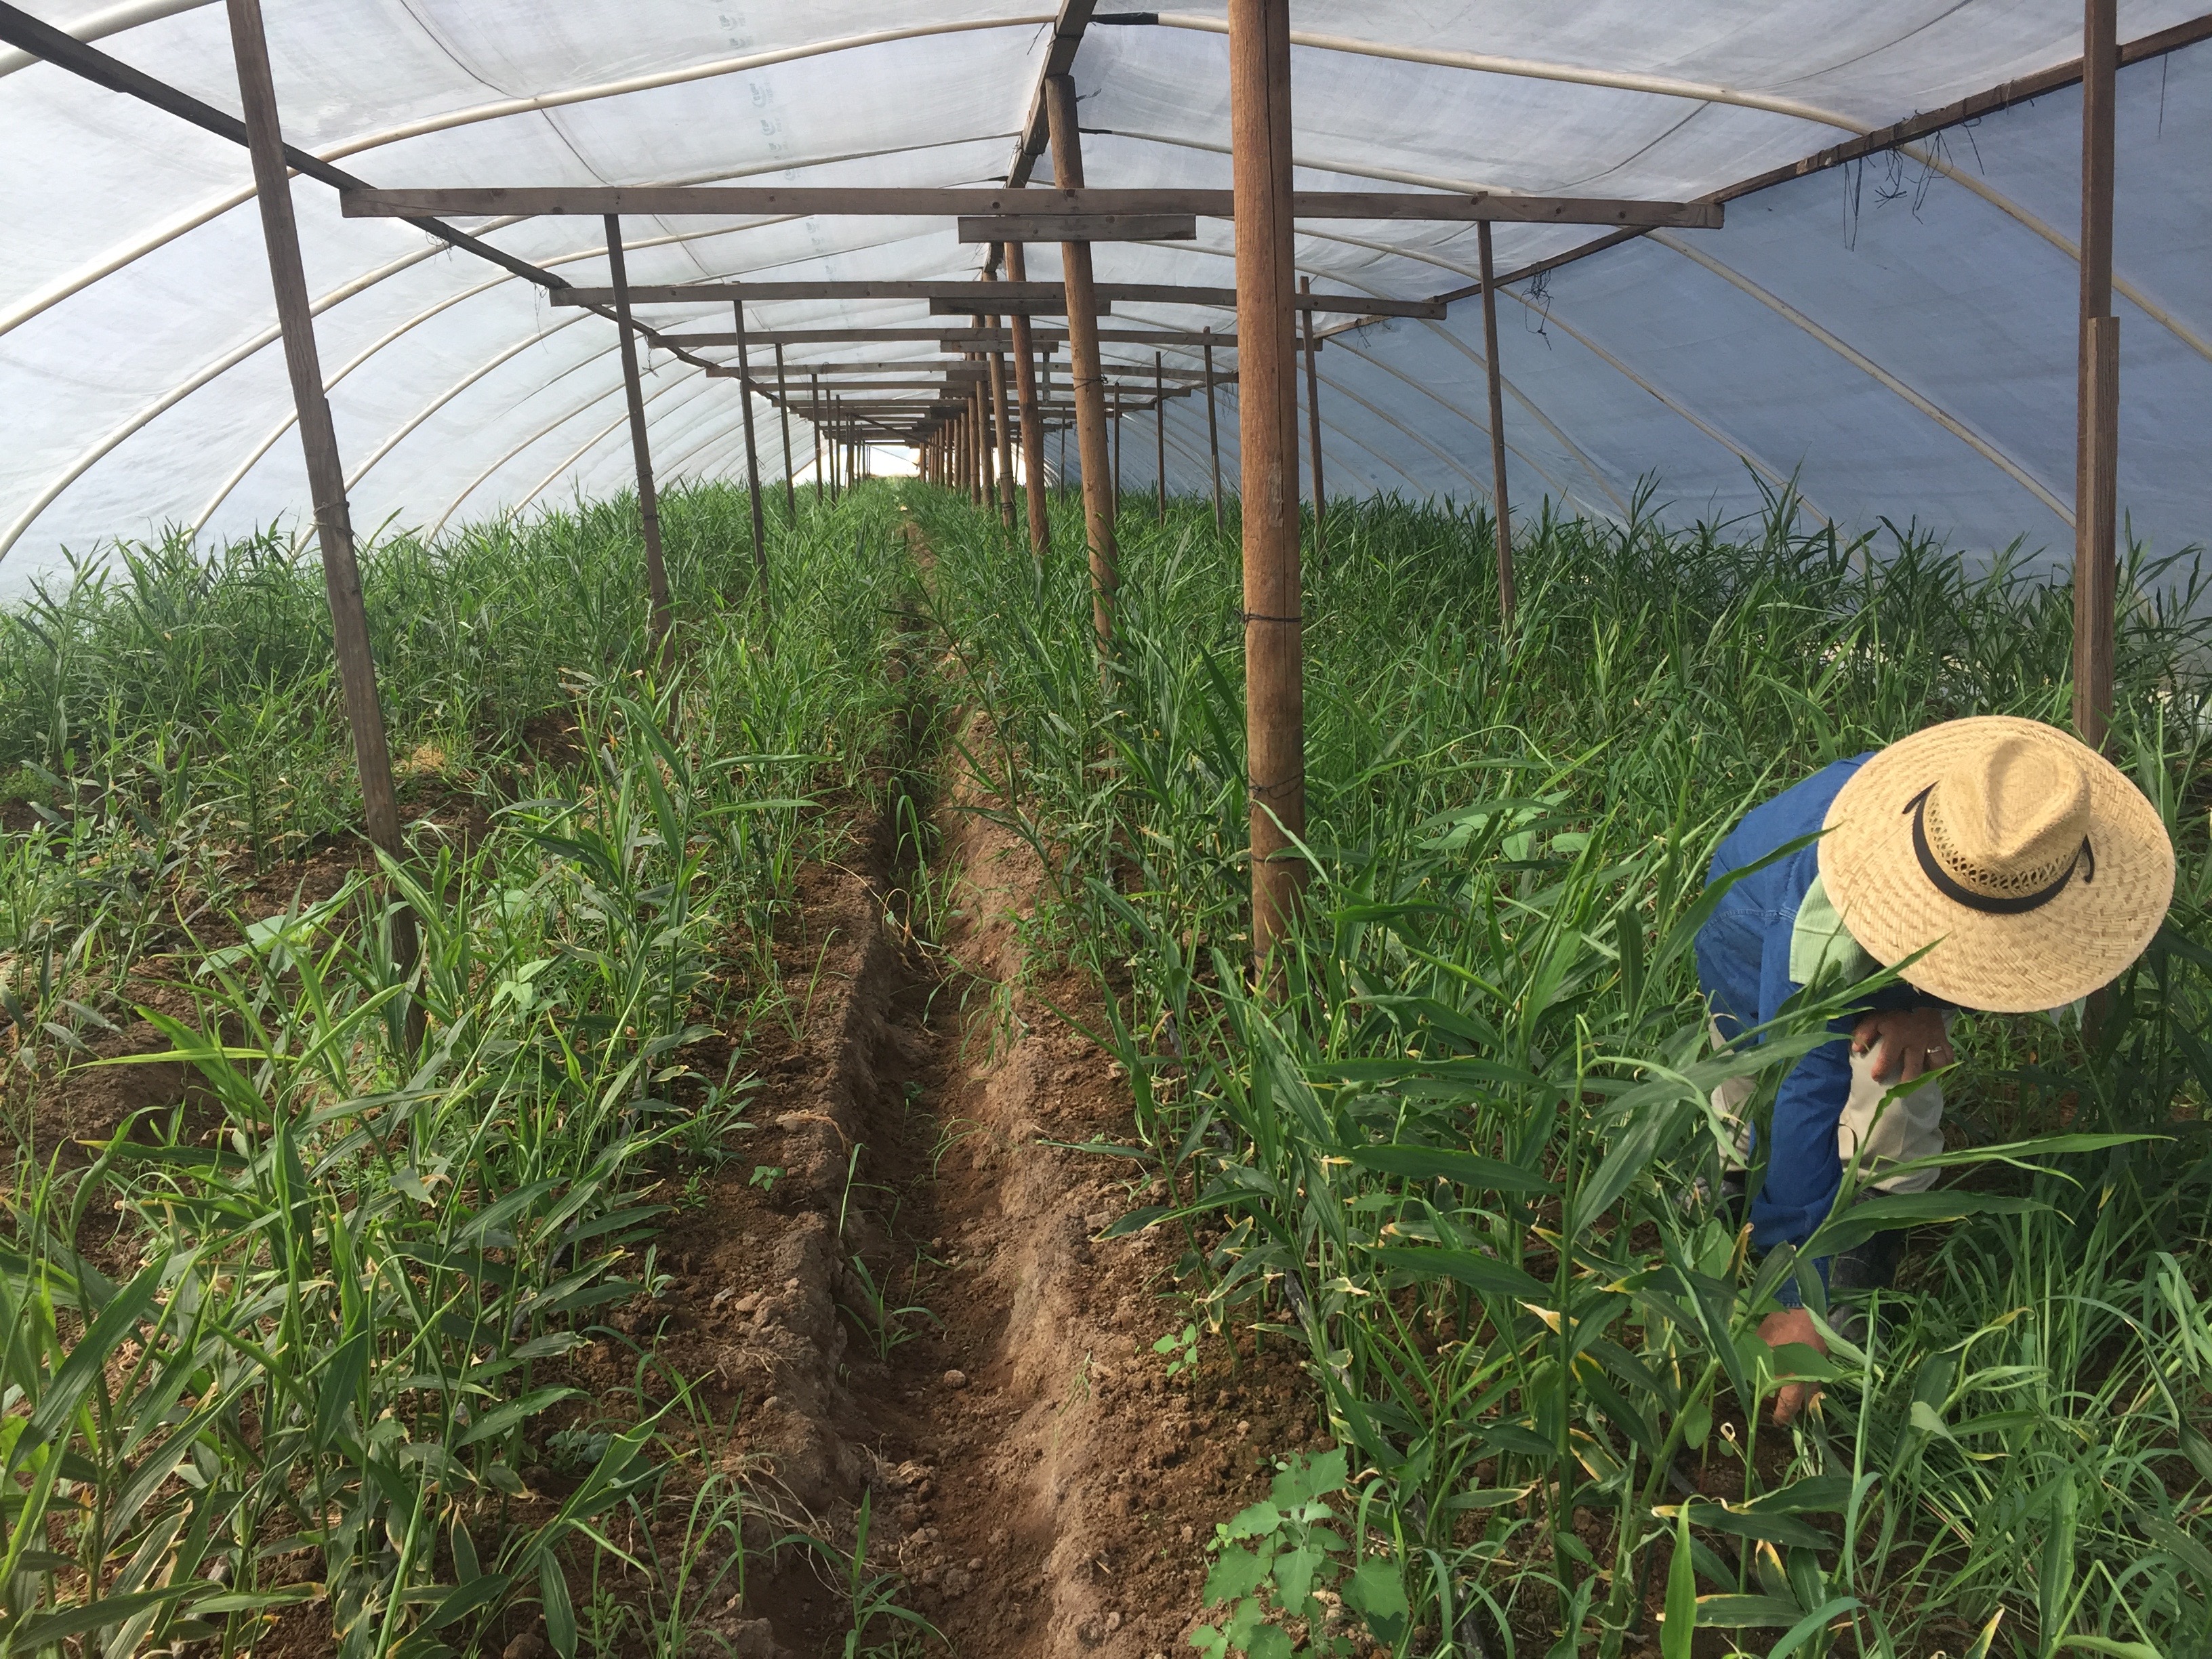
[630,616,1328,1653]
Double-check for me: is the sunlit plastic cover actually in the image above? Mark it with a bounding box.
[2,2,2205,593]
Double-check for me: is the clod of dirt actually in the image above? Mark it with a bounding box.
[501,1635,547,1659]
[943,1368,968,1389]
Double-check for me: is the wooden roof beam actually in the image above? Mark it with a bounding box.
[344,184,1721,228]
[661,326,1235,347]
[1010,1,1099,190]
[549,281,1441,317]
[691,349,1212,380]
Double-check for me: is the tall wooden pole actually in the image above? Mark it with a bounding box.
[225,0,418,1031]
[1204,328,1224,532]
[1231,0,1305,967]
[811,371,825,501]
[733,301,772,621]
[1006,245,1051,560]
[1477,221,1516,633]
[1155,352,1168,522]
[603,216,674,642]
[1044,73,1119,669]
[1111,411,1122,523]
[989,318,1016,530]
[774,343,796,518]
[2075,0,2118,752]
[1300,274,1326,562]
[977,380,996,512]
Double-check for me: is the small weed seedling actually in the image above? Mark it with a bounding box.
[749,1164,783,1193]
[1153,1321,1201,1380]
[1190,1450,1406,1659]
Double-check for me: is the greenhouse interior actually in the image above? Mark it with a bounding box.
[1,1,2208,1656]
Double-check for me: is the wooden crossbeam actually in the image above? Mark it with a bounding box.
[704,359,990,376]
[715,375,994,389]
[931,295,1086,316]
[790,388,1190,407]
[342,186,1721,228]
[942,326,1236,348]
[958,212,1196,241]
[684,326,1234,347]
[549,281,1441,317]
[725,374,1190,393]
[696,348,1212,380]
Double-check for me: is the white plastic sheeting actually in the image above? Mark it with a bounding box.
[1,1,2205,594]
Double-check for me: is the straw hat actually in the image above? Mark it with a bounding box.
[1819,716,2175,1012]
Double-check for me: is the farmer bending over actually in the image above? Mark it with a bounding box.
[1696,715,2173,1422]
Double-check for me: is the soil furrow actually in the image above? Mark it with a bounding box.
[615,575,1319,1657]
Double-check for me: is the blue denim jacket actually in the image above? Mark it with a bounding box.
[1696,755,1944,1254]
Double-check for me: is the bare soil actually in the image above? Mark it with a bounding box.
[577,705,1328,1658]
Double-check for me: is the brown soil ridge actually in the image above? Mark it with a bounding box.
[836,713,1324,1658]
[539,626,1324,1654]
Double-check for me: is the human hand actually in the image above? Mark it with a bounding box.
[1759,1307,1829,1425]
[1851,1007,1952,1085]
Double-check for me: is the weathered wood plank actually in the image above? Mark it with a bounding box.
[956,212,1197,241]
[549,281,1438,317]
[342,185,1721,228]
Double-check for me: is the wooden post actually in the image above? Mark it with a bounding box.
[811,371,825,501]
[1155,352,1168,522]
[1044,73,1119,668]
[1204,327,1224,531]
[774,343,796,518]
[989,312,1017,530]
[978,381,997,512]
[1300,275,1326,563]
[2075,0,2118,752]
[1231,0,1305,966]
[733,301,772,620]
[1477,221,1516,633]
[225,0,419,1033]
[1006,244,1051,560]
[1111,411,1122,523]
[604,216,675,642]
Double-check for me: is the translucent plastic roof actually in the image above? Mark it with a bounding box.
[3,1,2207,593]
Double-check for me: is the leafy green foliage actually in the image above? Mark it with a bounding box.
[0,482,914,1655]
[920,483,2212,1655]
[1153,1320,1202,1379]
[1189,1450,1406,1657]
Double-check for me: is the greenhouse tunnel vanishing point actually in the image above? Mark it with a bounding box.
[1,1,2209,589]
